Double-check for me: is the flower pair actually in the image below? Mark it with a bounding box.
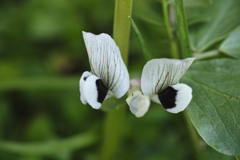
[79,32,195,117]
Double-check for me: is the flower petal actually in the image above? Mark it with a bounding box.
[82,31,130,99]
[79,71,108,109]
[141,58,195,96]
[79,71,92,105]
[158,83,192,113]
[126,90,150,118]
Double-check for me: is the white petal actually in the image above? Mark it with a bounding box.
[80,73,108,109]
[151,94,161,105]
[105,90,115,100]
[82,31,130,99]
[126,90,150,118]
[141,58,195,97]
[165,83,192,113]
[79,71,92,105]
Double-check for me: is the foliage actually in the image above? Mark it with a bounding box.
[0,0,240,159]
[182,59,240,155]
[130,0,240,159]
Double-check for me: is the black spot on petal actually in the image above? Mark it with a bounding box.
[83,76,88,81]
[96,79,108,103]
[158,86,177,109]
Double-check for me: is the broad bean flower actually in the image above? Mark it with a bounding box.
[126,58,195,117]
[79,32,130,109]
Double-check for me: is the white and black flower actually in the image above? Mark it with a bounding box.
[80,32,130,109]
[126,58,195,117]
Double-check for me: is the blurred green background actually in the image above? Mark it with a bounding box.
[0,0,236,159]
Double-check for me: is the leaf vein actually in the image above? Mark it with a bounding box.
[192,99,228,150]
[224,97,240,127]
[183,75,240,101]
[200,85,240,150]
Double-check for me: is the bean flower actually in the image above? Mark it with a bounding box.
[79,32,130,109]
[126,58,195,117]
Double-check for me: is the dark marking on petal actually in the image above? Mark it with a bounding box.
[110,58,122,91]
[84,76,89,81]
[158,86,177,109]
[109,55,117,89]
[96,79,108,103]
[159,72,169,93]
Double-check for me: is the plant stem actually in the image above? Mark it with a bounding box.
[101,104,126,160]
[113,0,133,64]
[236,156,240,160]
[174,0,203,159]
[193,50,219,61]
[101,0,132,160]
[175,0,191,58]
[162,0,173,40]
[184,111,204,160]
[170,39,180,59]
[162,0,179,59]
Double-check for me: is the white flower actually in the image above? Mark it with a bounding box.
[126,58,195,117]
[79,32,130,109]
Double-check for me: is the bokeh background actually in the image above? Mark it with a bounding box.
[0,0,236,159]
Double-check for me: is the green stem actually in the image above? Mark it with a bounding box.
[184,111,204,160]
[236,156,240,160]
[101,104,126,160]
[175,1,203,159]
[113,0,133,64]
[193,50,219,61]
[175,0,191,58]
[162,0,179,59]
[170,39,180,59]
[101,0,132,160]
[162,0,173,40]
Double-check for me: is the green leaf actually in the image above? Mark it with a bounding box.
[133,0,163,27]
[189,0,240,52]
[219,26,240,59]
[183,0,212,7]
[0,130,98,156]
[0,76,79,92]
[129,17,153,61]
[169,0,212,7]
[187,16,211,26]
[181,59,240,155]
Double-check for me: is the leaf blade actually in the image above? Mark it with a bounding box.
[0,130,98,156]
[181,59,240,155]
[188,0,240,52]
[219,26,240,59]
